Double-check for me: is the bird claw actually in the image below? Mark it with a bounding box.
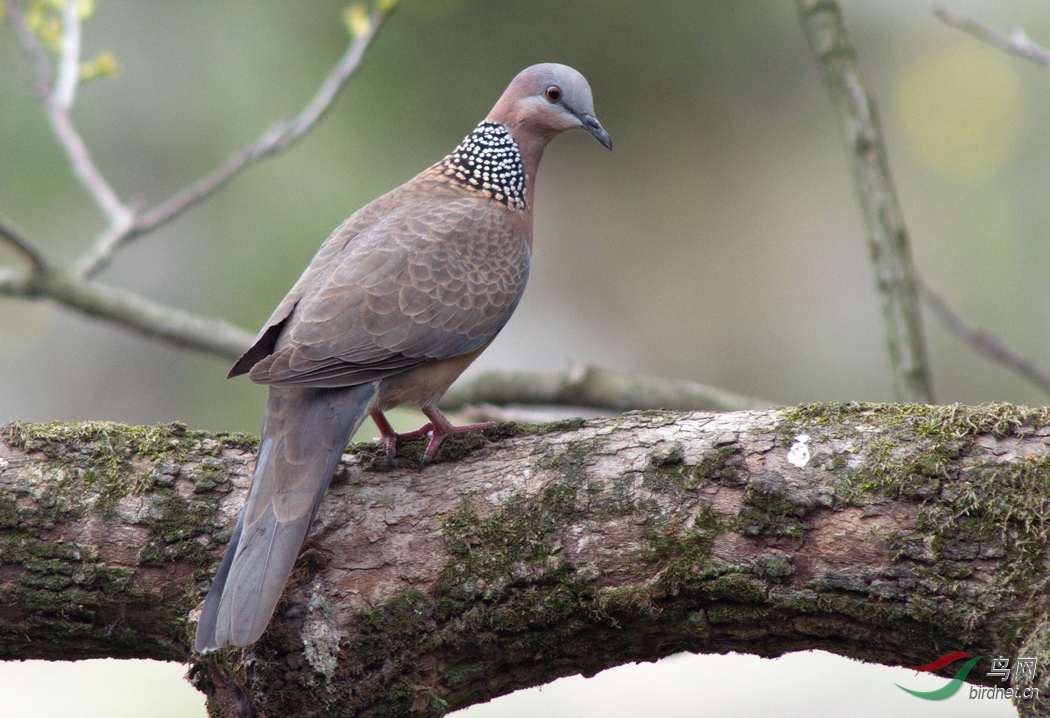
[417,419,496,468]
[370,411,494,468]
[380,423,433,462]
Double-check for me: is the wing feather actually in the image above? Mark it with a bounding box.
[241,194,529,388]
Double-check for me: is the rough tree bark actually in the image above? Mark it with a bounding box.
[1,403,1049,717]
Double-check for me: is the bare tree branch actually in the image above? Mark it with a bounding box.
[75,8,392,278]
[0,2,392,363]
[454,403,612,424]
[794,0,934,404]
[34,270,254,358]
[0,264,253,358]
[935,5,1050,68]
[46,110,135,228]
[53,0,82,110]
[0,215,48,273]
[10,0,134,229]
[441,365,773,415]
[918,278,1050,396]
[926,5,1050,399]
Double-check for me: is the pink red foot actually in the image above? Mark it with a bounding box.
[371,409,494,467]
[370,411,427,461]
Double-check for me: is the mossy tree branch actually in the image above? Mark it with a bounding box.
[2,404,1050,717]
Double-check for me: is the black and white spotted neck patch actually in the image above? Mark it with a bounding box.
[441,122,526,210]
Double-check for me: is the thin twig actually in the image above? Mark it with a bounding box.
[9,0,133,228]
[794,0,934,403]
[935,5,1050,68]
[76,9,391,278]
[918,279,1050,396]
[929,6,1050,397]
[46,109,134,227]
[0,4,391,363]
[0,216,48,273]
[53,0,81,110]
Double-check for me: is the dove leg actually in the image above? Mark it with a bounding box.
[370,408,494,465]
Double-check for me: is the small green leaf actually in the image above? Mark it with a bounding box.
[342,3,371,38]
[80,51,119,81]
[77,0,96,21]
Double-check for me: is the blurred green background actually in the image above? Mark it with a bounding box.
[0,0,1045,715]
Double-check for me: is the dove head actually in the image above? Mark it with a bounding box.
[487,63,612,155]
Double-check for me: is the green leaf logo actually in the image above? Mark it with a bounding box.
[895,653,983,701]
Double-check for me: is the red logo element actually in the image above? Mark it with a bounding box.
[911,652,975,672]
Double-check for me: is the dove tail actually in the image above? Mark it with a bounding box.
[195,383,376,651]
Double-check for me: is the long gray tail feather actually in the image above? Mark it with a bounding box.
[195,382,376,651]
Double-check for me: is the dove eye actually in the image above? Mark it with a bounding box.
[544,85,562,103]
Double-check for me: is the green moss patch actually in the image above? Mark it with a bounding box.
[1,421,258,660]
[781,401,1050,617]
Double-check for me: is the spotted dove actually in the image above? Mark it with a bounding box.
[194,63,610,651]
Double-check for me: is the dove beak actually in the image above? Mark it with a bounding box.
[577,112,612,150]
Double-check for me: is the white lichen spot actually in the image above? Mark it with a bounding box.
[787,434,811,468]
[300,579,343,679]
